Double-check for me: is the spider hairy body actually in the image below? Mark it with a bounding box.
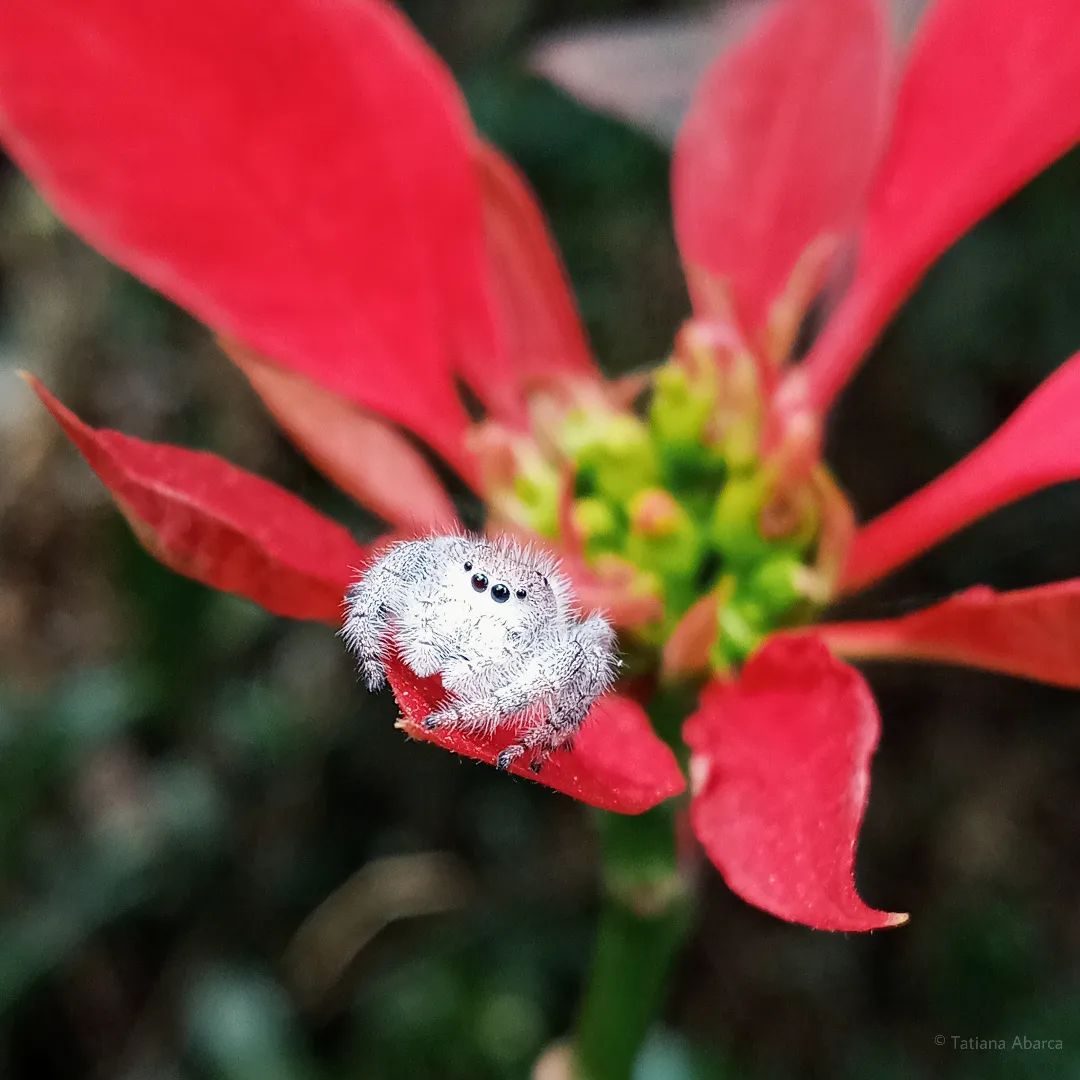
[343,535,618,772]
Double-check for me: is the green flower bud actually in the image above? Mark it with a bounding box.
[718,354,762,471]
[565,412,660,503]
[746,552,805,619]
[658,443,728,507]
[512,459,560,538]
[626,489,701,580]
[722,417,760,473]
[711,596,766,670]
[708,474,773,567]
[559,407,604,460]
[573,496,621,554]
[650,362,713,449]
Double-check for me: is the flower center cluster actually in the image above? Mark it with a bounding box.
[476,321,850,675]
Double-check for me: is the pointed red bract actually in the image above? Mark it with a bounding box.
[384,655,684,814]
[475,141,598,385]
[684,636,906,931]
[661,592,719,681]
[844,351,1080,591]
[820,580,1080,689]
[673,0,892,351]
[28,376,367,623]
[223,341,457,532]
[0,0,507,478]
[800,0,1080,411]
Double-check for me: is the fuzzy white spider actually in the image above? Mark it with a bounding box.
[343,534,619,772]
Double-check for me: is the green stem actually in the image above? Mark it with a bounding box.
[573,688,696,1080]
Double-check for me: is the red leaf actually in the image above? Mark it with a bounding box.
[0,0,508,478]
[475,141,598,384]
[27,375,367,623]
[684,636,906,931]
[800,0,1080,411]
[843,350,1080,591]
[673,0,892,352]
[385,655,685,815]
[223,340,457,532]
[820,579,1080,688]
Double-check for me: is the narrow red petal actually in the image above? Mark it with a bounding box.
[684,636,906,931]
[385,655,684,814]
[820,580,1080,688]
[843,350,1080,591]
[223,341,457,531]
[28,375,367,623]
[0,0,509,476]
[661,592,718,681]
[673,0,892,348]
[474,141,599,386]
[800,0,1080,411]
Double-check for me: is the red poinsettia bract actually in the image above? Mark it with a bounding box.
[2,0,1080,931]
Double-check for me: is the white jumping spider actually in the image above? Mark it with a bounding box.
[343,535,618,772]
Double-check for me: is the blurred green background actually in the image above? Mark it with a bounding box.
[1,1,1079,1077]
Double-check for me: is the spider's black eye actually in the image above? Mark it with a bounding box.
[515,588,527,600]
[491,583,510,603]
[471,572,489,592]
[463,561,472,571]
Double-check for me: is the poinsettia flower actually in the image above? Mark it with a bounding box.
[3,0,1080,931]
[0,0,684,818]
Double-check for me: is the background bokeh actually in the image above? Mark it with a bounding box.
[2,1,1079,1077]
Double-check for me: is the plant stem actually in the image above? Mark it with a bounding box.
[573,689,696,1080]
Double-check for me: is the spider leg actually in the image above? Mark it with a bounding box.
[343,571,398,691]
[495,722,554,772]
[343,538,451,690]
[427,676,536,736]
[494,618,618,772]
